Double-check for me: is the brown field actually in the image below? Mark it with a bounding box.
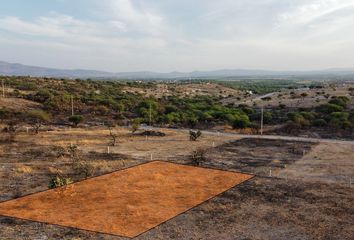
[122,83,241,98]
[0,161,252,238]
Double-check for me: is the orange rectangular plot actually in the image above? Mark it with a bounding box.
[0,161,253,238]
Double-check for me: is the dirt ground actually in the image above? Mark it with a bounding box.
[0,127,353,239]
[0,161,252,238]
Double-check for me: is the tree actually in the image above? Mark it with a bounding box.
[189,130,202,141]
[26,110,51,134]
[108,126,118,146]
[131,118,140,134]
[0,108,11,122]
[232,114,251,129]
[68,115,84,127]
[300,93,308,100]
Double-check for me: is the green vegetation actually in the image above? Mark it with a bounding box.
[48,175,73,189]
[68,115,84,127]
[217,79,308,94]
[26,110,51,134]
[0,76,353,139]
[286,96,354,131]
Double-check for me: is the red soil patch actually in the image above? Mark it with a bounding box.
[0,161,253,238]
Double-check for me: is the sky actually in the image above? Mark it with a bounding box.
[0,0,354,72]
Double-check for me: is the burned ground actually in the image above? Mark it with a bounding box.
[0,130,353,240]
[203,138,314,176]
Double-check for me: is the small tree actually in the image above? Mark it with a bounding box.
[131,118,140,134]
[189,130,202,141]
[68,115,84,127]
[2,119,22,142]
[190,148,207,166]
[67,144,95,179]
[108,126,118,146]
[26,110,51,134]
[301,93,308,100]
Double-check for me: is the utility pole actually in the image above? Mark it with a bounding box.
[260,107,264,135]
[1,79,5,98]
[71,95,74,116]
[149,103,152,129]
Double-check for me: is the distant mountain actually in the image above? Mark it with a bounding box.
[1,60,354,80]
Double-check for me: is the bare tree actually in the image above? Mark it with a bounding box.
[108,126,118,146]
[26,110,51,134]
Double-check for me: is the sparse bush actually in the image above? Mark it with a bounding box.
[189,130,202,141]
[73,160,95,179]
[48,175,73,189]
[25,110,51,134]
[108,126,118,146]
[131,118,140,134]
[190,148,207,166]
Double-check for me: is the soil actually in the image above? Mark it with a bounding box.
[0,128,353,240]
[0,161,252,238]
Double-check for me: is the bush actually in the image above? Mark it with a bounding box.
[232,114,251,129]
[26,110,51,134]
[312,119,327,127]
[263,112,273,124]
[48,175,73,189]
[73,160,95,179]
[317,104,343,114]
[329,96,350,108]
[287,112,310,126]
[68,115,84,127]
[190,148,207,166]
[189,130,202,141]
[131,118,141,133]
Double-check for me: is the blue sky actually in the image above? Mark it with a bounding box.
[1,0,354,72]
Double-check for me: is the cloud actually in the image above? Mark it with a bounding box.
[0,0,354,71]
[0,14,99,38]
[279,0,354,25]
[104,0,165,36]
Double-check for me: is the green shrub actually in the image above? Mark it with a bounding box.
[232,114,251,129]
[68,115,84,127]
[48,175,73,189]
[312,119,327,127]
[329,96,350,108]
[317,104,343,114]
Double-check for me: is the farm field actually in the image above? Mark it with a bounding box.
[0,127,353,239]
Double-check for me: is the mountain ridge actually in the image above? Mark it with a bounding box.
[1,61,354,79]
